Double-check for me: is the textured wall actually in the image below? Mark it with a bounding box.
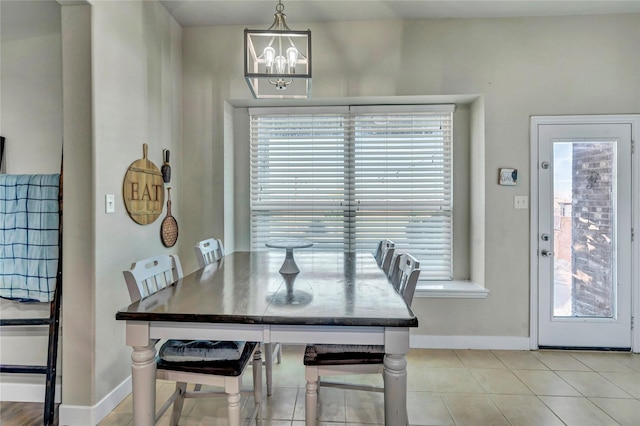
[571,143,615,317]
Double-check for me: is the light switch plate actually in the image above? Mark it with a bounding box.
[106,194,115,213]
[514,195,528,209]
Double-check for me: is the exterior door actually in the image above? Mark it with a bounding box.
[535,119,632,349]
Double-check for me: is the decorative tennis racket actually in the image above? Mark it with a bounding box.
[160,187,178,247]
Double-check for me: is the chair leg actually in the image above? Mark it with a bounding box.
[252,347,263,424]
[170,382,187,426]
[304,367,319,426]
[264,342,273,396]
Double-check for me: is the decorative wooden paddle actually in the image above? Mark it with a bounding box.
[123,143,164,225]
[160,187,178,247]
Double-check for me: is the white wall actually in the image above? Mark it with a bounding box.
[89,0,182,414]
[59,0,94,411]
[0,0,182,422]
[0,0,63,174]
[182,14,640,341]
[407,15,639,339]
[0,0,63,400]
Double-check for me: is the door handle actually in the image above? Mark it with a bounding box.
[540,249,553,257]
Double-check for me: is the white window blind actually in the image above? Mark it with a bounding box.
[250,107,350,250]
[250,105,453,280]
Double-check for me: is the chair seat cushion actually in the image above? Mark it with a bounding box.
[304,344,385,366]
[157,341,258,377]
[159,339,246,362]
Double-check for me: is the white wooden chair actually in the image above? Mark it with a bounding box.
[374,239,395,275]
[303,253,420,426]
[193,238,224,268]
[194,238,282,396]
[389,253,420,306]
[387,250,417,302]
[123,254,262,426]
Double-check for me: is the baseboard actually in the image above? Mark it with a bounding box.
[411,334,531,350]
[0,379,62,403]
[58,375,131,426]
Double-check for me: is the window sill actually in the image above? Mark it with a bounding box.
[415,281,489,299]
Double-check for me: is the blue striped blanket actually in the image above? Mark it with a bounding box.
[0,174,60,303]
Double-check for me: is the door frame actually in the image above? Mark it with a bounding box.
[530,115,640,353]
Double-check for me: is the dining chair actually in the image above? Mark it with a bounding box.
[217,238,226,256]
[303,252,420,426]
[374,239,396,275]
[194,237,282,396]
[387,252,401,287]
[193,238,224,268]
[373,239,383,259]
[122,254,262,426]
[388,252,420,306]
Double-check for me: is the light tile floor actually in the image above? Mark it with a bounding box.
[98,345,640,426]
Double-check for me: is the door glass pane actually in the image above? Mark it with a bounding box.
[553,141,617,318]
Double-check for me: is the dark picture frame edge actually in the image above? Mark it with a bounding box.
[0,136,5,173]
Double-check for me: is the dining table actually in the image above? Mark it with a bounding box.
[115,250,418,425]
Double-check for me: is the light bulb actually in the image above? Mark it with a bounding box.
[286,47,299,73]
[274,55,287,74]
[263,47,276,73]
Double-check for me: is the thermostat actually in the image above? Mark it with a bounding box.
[499,168,517,186]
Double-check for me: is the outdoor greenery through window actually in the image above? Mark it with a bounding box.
[249,105,454,280]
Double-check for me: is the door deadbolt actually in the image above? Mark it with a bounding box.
[541,233,550,241]
[541,161,550,169]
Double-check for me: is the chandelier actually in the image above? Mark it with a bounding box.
[244,1,311,99]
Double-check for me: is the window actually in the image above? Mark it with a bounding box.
[250,105,454,280]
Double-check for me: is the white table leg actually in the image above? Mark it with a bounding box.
[264,342,274,396]
[383,353,408,426]
[131,344,157,426]
[227,392,241,426]
[304,366,319,426]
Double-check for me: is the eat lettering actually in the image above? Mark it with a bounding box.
[130,182,163,201]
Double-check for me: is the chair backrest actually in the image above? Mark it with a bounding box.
[373,240,383,259]
[194,238,224,268]
[217,238,225,257]
[390,253,420,306]
[123,254,183,302]
[387,253,402,285]
[374,239,395,274]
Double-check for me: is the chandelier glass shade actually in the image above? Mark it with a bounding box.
[244,1,311,99]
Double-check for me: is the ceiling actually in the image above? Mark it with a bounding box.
[160,0,640,27]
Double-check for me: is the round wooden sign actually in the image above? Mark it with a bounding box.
[123,143,165,225]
